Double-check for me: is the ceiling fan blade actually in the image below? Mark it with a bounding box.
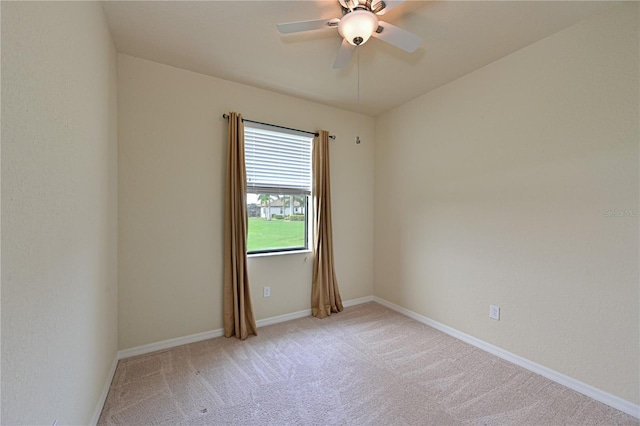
[372,0,405,15]
[372,21,423,53]
[277,18,340,34]
[339,0,358,10]
[333,39,355,69]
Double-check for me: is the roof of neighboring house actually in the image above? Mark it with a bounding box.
[265,199,302,208]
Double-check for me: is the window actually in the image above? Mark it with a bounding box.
[244,122,313,254]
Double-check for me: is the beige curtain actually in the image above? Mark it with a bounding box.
[311,130,344,319]
[223,112,257,339]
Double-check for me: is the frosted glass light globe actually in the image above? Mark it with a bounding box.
[338,10,379,46]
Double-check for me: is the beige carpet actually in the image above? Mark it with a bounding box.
[99,302,638,425]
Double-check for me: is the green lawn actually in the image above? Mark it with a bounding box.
[247,217,305,252]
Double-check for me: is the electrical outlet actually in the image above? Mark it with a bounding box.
[489,305,500,320]
[263,286,271,298]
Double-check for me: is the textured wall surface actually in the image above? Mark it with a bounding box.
[1,2,118,424]
[374,3,639,405]
[117,54,374,350]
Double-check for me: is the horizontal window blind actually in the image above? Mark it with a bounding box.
[244,122,313,196]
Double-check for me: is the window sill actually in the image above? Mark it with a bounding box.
[247,249,312,259]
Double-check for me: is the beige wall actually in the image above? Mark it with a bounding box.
[374,2,639,405]
[117,54,374,350]
[1,2,118,424]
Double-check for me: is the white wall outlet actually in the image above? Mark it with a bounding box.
[489,305,500,320]
[263,286,271,298]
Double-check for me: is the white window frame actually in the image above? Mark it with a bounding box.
[244,122,313,255]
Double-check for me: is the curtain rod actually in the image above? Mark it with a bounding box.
[222,114,336,140]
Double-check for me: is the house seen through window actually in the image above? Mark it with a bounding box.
[244,122,312,254]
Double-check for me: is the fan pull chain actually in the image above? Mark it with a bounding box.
[355,46,361,145]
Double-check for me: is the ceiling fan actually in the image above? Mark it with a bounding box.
[277,0,423,69]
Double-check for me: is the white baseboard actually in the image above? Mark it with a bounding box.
[117,328,225,360]
[372,296,640,419]
[255,295,374,327]
[256,308,311,328]
[343,295,374,307]
[89,354,119,425]
[117,295,374,360]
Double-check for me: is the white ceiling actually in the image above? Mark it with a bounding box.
[101,1,617,116]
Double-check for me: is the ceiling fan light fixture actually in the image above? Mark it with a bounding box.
[338,10,379,46]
